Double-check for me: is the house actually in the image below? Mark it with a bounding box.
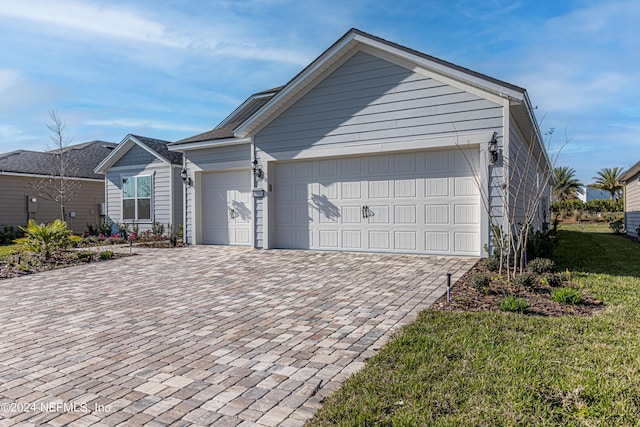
[94,134,184,234]
[0,140,116,233]
[620,161,640,237]
[169,28,552,256]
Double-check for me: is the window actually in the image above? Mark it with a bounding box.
[122,175,151,221]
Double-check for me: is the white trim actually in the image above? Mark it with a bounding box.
[168,138,251,152]
[94,134,172,174]
[103,162,167,173]
[188,160,249,173]
[120,174,153,223]
[0,171,103,182]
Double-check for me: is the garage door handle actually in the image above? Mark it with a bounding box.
[362,205,372,219]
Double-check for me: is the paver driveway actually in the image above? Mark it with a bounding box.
[0,246,476,426]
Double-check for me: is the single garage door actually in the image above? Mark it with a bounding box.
[273,149,480,255]
[201,170,252,245]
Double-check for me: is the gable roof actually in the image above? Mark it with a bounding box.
[94,134,182,174]
[0,141,117,180]
[235,28,529,138]
[620,161,640,182]
[169,87,282,148]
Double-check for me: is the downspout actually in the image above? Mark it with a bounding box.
[182,156,188,245]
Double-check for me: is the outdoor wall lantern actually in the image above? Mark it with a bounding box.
[180,168,192,186]
[251,159,264,179]
[489,132,499,164]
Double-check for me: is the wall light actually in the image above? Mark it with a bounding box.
[489,132,499,164]
[180,168,192,186]
[251,159,264,179]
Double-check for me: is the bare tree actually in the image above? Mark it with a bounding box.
[31,110,81,222]
[457,121,567,279]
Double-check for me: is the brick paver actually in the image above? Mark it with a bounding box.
[0,246,476,425]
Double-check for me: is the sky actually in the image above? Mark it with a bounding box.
[0,0,637,184]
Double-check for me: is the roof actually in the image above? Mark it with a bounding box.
[94,134,182,174]
[130,134,182,165]
[620,161,640,182]
[0,141,117,180]
[172,121,241,145]
[170,86,283,146]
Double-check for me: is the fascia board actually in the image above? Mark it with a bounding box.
[168,138,251,152]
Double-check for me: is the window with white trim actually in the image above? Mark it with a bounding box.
[122,175,151,221]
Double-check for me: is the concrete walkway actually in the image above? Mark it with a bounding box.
[0,246,476,426]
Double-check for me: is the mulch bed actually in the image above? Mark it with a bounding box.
[0,250,131,280]
[433,262,605,317]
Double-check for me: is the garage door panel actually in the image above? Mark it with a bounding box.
[342,230,362,248]
[369,230,390,249]
[395,231,417,251]
[369,180,390,198]
[425,231,449,251]
[274,149,480,255]
[201,170,251,246]
[425,205,449,224]
[454,232,479,253]
[395,205,416,224]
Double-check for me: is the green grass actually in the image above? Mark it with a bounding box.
[558,222,613,233]
[0,244,19,261]
[308,230,640,426]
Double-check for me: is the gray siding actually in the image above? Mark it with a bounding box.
[186,144,249,169]
[105,163,173,232]
[625,173,640,236]
[113,144,156,167]
[254,51,503,154]
[0,174,104,232]
[508,116,549,232]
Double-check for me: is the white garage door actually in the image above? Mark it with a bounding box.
[201,170,252,245]
[273,149,480,255]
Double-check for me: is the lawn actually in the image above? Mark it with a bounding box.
[308,225,640,426]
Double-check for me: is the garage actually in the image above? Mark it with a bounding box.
[273,149,481,256]
[200,170,252,245]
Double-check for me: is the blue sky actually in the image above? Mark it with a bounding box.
[0,0,637,184]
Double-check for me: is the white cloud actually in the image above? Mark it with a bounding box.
[0,69,23,94]
[0,124,38,143]
[84,118,202,133]
[0,0,186,48]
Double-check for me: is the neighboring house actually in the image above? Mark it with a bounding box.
[620,161,640,237]
[94,134,184,234]
[169,28,552,256]
[0,141,116,233]
[577,187,610,202]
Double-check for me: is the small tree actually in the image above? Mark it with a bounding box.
[31,110,81,222]
[588,167,624,200]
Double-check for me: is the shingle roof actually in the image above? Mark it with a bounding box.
[620,161,640,182]
[171,121,241,145]
[0,141,117,179]
[130,135,182,164]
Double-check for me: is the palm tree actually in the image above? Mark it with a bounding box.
[588,167,624,200]
[552,166,584,201]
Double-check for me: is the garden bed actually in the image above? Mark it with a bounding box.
[433,262,604,317]
[0,249,130,280]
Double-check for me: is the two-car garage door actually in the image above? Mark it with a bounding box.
[273,149,481,256]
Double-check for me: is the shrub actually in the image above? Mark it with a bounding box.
[470,273,491,294]
[527,230,556,259]
[151,221,165,237]
[527,258,556,274]
[15,219,82,259]
[499,296,529,313]
[540,273,563,288]
[99,250,114,260]
[77,251,93,261]
[481,257,500,272]
[0,225,24,245]
[609,219,624,234]
[512,272,536,288]
[551,287,583,304]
